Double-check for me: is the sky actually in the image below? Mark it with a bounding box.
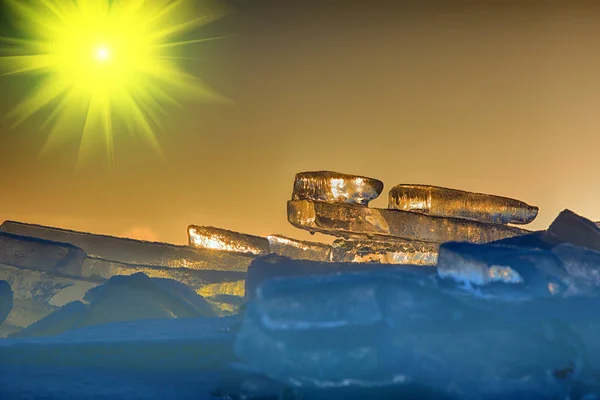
[0,0,600,245]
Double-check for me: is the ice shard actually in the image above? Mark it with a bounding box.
[388,184,539,225]
[188,225,270,256]
[245,254,427,299]
[436,242,569,299]
[331,238,438,265]
[235,270,595,397]
[547,209,600,252]
[288,199,528,243]
[0,280,12,326]
[267,235,332,261]
[0,232,86,276]
[0,220,255,272]
[292,171,384,206]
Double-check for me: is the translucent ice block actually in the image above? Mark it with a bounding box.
[267,235,332,261]
[0,231,86,276]
[436,241,569,299]
[292,171,384,206]
[235,269,594,397]
[188,225,270,256]
[331,239,438,265]
[388,184,539,225]
[0,220,255,272]
[288,199,528,243]
[551,243,600,295]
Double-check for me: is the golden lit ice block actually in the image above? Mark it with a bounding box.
[288,199,528,243]
[187,225,270,256]
[388,184,539,225]
[331,238,438,265]
[292,171,384,206]
[267,234,332,262]
[0,221,254,272]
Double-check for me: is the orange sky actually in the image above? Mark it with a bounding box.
[1,1,600,244]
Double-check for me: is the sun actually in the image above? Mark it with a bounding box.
[0,0,231,165]
[95,46,110,62]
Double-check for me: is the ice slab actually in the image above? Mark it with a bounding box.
[436,242,569,299]
[292,171,384,206]
[267,234,332,261]
[0,231,85,276]
[235,269,600,397]
[244,254,433,299]
[11,272,217,338]
[548,209,600,252]
[288,199,528,243]
[188,225,270,256]
[331,238,438,265]
[0,280,12,326]
[388,184,538,225]
[0,316,237,371]
[0,220,255,272]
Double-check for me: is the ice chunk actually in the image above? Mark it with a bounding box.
[188,225,270,256]
[235,270,590,397]
[548,209,600,252]
[288,199,528,243]
[0,316,237,371]
[388,184,538,225]
[0,263,98,330]
[11,273,217,338]
[436,242,568,299]
[0,220,255,272]
[292,171,384,206]
[0,280,13,325]
[331,238,438,265]
[244,254,432,299]
[81,257,246,313]
[0,231,85,276]
[551,244,600,294]
[0,263,97,304]
[267,235,332,261]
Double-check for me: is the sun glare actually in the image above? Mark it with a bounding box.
[95,46,110,62]
[0,0,231,165]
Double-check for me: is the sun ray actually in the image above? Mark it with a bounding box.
[0,0,230,164]
[155,35,229,49]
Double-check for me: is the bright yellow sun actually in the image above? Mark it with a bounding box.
[0,0,231,165]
